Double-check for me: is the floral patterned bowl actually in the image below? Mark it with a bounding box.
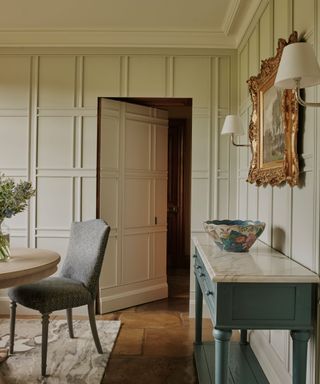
[203,219,265,252]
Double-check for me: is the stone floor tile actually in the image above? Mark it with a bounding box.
[119,311,182,329]
[104,269,201,383]
[97,313,120,321]
[143,328,195,357]
[135,297,189,313]
[112,328,144,356]
[180,313,213,328]
[102,356,198,384]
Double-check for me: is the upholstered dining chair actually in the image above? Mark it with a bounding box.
[8,219,110,377]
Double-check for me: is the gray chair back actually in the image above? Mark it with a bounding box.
[60,219,110,297]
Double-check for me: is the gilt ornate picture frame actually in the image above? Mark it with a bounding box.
[247,31,299,186]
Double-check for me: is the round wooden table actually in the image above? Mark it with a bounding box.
[0,248,60,383]
[0,248,61,289]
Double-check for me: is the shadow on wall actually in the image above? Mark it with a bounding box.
[297,88,306,189]
[272,226,286,252]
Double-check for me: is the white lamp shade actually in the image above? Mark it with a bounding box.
[274,42,320,89]
[221,115,244,136]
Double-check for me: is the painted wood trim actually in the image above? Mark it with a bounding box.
[250,330,292,384]
[0,30,238,49]
[98,282,168,313]
[29,55,38,248]
[238,0,271,52]
[211,57,219,219]
[0,47,237,57]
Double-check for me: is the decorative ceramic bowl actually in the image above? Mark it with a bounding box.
[203,219,265,252]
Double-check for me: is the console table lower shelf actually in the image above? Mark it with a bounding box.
[194,341,269,384]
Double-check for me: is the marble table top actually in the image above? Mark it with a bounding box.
[192,233,320,283]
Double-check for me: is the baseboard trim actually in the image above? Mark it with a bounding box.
[190,300,292,384]
[250,331,291,384]
[98,282,168,313]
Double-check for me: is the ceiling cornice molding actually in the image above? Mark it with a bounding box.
[0,29,238,49]
[233,0,264,46]
[236,0,267,50]
[223,0,241,36]
[222,0,263,47]
[0,0,263,50]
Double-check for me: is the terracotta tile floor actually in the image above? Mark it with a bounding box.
[99,270,213,384]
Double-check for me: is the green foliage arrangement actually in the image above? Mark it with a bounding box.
[0,174,35,223]
[0,174,35,260]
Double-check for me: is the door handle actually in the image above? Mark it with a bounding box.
[168,206,178,213]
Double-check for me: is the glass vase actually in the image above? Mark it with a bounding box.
[0,222,10,261]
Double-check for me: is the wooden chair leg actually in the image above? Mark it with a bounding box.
[41,313,50,377]
[87,301,102,353]
[9,301,17,354]
[66,308,74,338]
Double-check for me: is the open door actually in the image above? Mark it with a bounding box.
[97,98,168,313]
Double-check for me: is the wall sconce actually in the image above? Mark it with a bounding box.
[274,42,320,107]
[221,115,250,147]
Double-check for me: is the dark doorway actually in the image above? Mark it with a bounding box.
[167,118,187,270]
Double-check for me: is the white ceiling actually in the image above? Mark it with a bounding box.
[0,0,261,48]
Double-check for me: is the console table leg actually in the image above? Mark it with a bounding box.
[290,330,311,384]
[195,275,203,344]
[214,328,232,384]
[240,330,248,345]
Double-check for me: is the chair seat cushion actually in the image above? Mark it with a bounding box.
[8,277,92,313]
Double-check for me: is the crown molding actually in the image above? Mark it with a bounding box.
[0,1,262,50]
[234,0,264,47]
[0,29,238,49]
[223,0,241,36]
[223,0,263,47]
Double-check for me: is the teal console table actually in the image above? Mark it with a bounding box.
[192,233,319,384]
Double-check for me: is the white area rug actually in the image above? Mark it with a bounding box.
[0,319,121,384]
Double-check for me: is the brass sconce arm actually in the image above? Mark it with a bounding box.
[231,134,250,147]
[294,79,320,108]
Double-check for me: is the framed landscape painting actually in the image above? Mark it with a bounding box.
[247,31,299,187]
